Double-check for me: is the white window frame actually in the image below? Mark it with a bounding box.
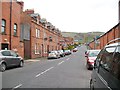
[1,19,6,34]
[35,43,40,54]
[38,29,40,38]
[36,28,40,38]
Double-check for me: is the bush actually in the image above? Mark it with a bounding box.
[66,45,74,50]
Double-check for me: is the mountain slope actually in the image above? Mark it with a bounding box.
[62,32,104,43]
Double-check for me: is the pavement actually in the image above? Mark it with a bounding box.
[24,57,47,63]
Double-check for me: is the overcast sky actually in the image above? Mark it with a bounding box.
[22,0,119,33]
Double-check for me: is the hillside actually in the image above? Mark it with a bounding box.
[61,32,104,43]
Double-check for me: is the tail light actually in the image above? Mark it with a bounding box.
[87,59,94,64]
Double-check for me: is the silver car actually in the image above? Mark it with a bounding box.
[0,50,24,72]
[48,50,60,59]
[58,50,65,57]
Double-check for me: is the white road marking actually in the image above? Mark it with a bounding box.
[12,84,22,89]
[47,60,56,62]
[36,67,54,77]
[66,58,70,60]
[57,61,64,65]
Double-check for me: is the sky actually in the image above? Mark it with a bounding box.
[21,0,119,33]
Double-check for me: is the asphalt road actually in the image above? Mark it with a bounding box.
[2,45,92,89]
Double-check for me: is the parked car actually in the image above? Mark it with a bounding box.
[0,50,24,72]
[85,50,90,55]
[90,42,120,90]
[64,50,72,55]
[48,50,60,59]
[85,49,100,69]
[57,50,65,57]
[72,48,78,52]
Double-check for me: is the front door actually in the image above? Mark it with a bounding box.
[1,43,8,50]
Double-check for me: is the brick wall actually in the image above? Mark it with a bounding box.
[2,1,24,58]
[89,23,120,50]
[30,21,43,58]
[1,1,66,59]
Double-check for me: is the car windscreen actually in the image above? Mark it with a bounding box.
[88,51,100,57]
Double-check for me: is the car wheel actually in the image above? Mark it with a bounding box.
[90,79,94,90]
[19,61,24,67]
[86,63,90,70]
[86,63,89,69]
[0,63,6,72]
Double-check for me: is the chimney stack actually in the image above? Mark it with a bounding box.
[25,9,34,15]
[17,1,24,11]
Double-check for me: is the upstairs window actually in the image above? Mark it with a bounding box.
[14,24,17,36]
[1,19,6,34]
[36,28,40,38]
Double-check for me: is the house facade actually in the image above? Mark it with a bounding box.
[1,0,75,59]
[21,9,64,59]
[89,23,120,49]
[1,0,24,58]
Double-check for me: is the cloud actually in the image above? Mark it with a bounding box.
[22,0,118,32]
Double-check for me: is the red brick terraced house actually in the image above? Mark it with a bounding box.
[1,0,24,58]
[21,9,63,59]
[1,0,66,59]
[89,23,120,50]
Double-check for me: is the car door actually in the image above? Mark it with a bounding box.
[1,51,13,67]
[10,51,20,66]
[93,46,116,89]
[108,45,120,90]
[91,49,109,89]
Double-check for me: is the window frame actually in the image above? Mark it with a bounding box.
[1,19,6,34]
[36,28,40,38]
[99,46,116,72]
[111,45,120,80]
[14,23,17,36]
[1,51,11,56]
[35,43,40,54]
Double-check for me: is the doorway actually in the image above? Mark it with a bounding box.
[1,43,8,50]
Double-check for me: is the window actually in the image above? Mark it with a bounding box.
[36,28,40,38]
[35,43,39,54]
[38,29,40,38]
[94,50,103,70]
[1,19,6,34]
[111,46,120,80]
[2,51,11,56]
[10,51,18,57]
[100,47,116,71]
[14,24,17,36]
[96,47,116,83]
